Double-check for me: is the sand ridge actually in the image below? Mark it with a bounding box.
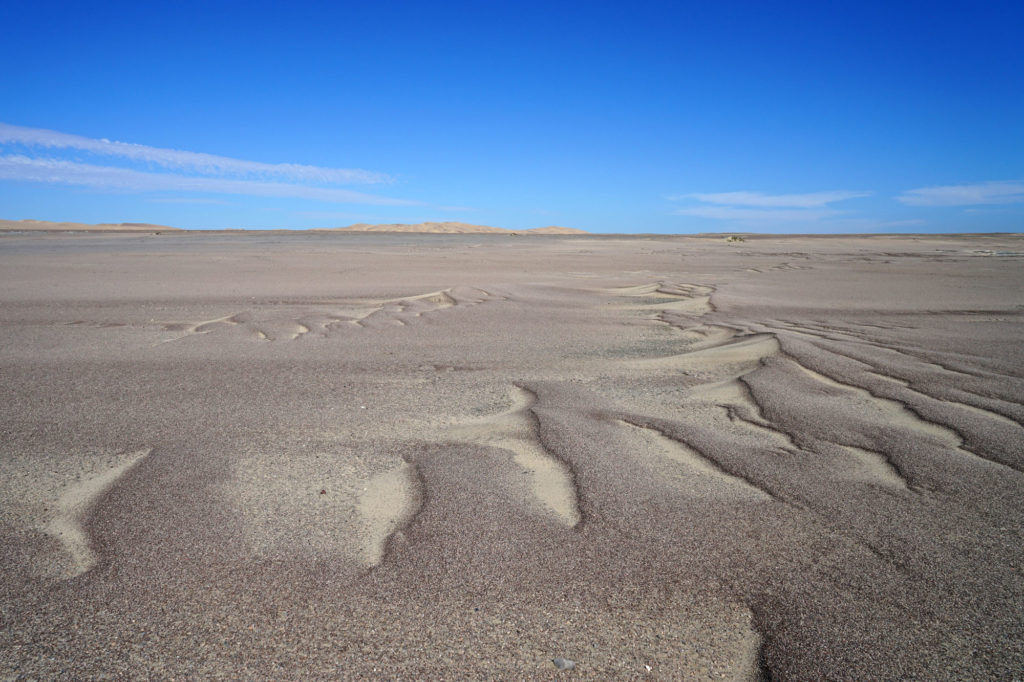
[0,218,179,232]
[445,385,581,526]
[43,449,151,577]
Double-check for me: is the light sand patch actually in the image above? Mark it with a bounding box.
[605,281,714,315]
[495,437,578,522]
[697,380,797,450]
[193,313,243,333]
[404,290,456,308]
[618,420,771,500]
[796,364,960,445]
[225,448,366,560]
[226,444,421,568]
[868,371,1023,429]
[629,334,779,376]
[43,449,150,577]
[835,444,907,489]
[661,323,737,349]
[357,462,419,566]
[0,448,151,578]
[649,296,713,314]
[447,386,580,526]
[150,287,482,342]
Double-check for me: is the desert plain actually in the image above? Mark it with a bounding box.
[0,229,1022,679]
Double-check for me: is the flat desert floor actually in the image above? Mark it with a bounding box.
[1,231,1022,680]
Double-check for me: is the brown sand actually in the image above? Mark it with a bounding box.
[0,230,1022,679]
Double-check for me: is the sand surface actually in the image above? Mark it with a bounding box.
[0,230,1022,679]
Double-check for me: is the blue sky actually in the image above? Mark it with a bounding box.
[1,1,1022,233]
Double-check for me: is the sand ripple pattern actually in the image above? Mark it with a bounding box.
[152,286,503,343]
[446,385,581,526]
[4,238,1023,680]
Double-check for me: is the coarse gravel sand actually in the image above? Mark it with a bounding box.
[1,230,1022,679]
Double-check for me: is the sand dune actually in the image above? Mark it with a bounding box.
[334,221,510,233]
[1,230,1022,679]
[0,218,586,234]
[0,218,179,231]
[522,225,588,234]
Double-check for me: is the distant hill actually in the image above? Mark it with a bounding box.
[0,219,180,232]
[0,219,588,234]
[333,221,508,234]
[526,226,588,234]
[331,222,587,234]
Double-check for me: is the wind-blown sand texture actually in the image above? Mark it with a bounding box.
[0,230,1022,679]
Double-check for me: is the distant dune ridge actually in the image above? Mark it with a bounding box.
[0,219,587,234]
[0,219,180,232]
[330,222,587,234]
[331,221,507,234]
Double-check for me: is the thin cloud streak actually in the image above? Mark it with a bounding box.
[671,188,868,225]
[0,122,392,184]
[675,206,837,222]
[897,181,1024,206]
[0,156,419,206]
[149,198,232,205]
[679,190,869,208]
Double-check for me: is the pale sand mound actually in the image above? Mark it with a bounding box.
[44,450,151,577]
[617,419,773,500]
[0,447,150,579]
[446,386,581,526]
[357,462,420,566]
[335,221,510,233]
[0,219,180,231]
[524,225,588,234]
[224,442,422,569]
[0,218,587,233]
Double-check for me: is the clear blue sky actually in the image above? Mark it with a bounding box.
[1,1,1022,233]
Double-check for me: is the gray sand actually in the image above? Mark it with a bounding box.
[1,231,1022,679]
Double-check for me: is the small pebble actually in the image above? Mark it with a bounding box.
[552,657,575,670]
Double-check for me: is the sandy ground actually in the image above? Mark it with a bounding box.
[0,230,1022,680]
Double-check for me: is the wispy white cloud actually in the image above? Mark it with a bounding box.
[817,217,928,232]
[0,122,391,184]
[149,197,232,205]
[878,218,927,228]
[670,188,868,227]
[0,156,418,206]
[674,206,836,222]
[297,210,384,220]
[897,181,1024,206]
[677,190,869,208]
